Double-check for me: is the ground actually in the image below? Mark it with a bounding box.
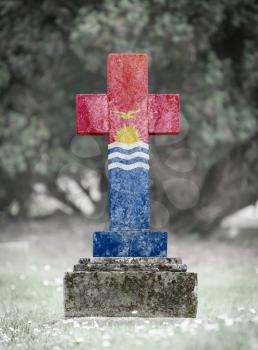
[0,214,258,350]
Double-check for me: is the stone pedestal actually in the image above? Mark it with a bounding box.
[64,258,198,318]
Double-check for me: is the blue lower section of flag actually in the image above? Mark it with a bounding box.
[109,168,150,230]
[93,231,167,257]
[101,141,160,257]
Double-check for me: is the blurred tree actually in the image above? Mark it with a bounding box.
[0,0,258,233]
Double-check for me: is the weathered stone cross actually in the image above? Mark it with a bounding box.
[76,54,180,257]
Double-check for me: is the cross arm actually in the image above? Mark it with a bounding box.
[148,94,180,135]
[76,94,109,135]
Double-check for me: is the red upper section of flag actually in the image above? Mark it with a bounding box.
[76,54,180,143]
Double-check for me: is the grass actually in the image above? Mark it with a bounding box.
[0,264,258,349]
[0,217,258,349]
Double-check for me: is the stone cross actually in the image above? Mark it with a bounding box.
[76,54,180,257]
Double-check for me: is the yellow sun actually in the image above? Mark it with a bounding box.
[115,125,140,144]
[116,110,140,120]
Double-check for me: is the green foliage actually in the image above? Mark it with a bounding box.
[70,0,258,166]
[0,111,49,177]
[0,0,258,216]
[0,61,10,93]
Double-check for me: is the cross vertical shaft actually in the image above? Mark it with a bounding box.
[76,54,180,257]
[107,54,150,231]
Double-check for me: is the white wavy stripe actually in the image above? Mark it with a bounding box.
[108,141,149,150]
[108,151,149,160]
[108,162,149,171]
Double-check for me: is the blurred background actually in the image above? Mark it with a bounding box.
[1,2,258,349]
[1,0,258,238]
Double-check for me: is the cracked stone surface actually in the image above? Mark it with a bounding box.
[64,257,198,318]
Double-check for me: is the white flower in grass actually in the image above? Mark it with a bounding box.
[135,325,145,331]
[194,319,202,324]
[27,321,32,324]
[180,319,189,331]
[33,328,40,334]
[148,328,165,336]
[43,280,49,286]
[218,314,226,320]
[93,319,99,328]
[102,340,111,347]
[44,264,51,271]
[167,329,174,337]
[224,318,234,326]
[218,314,234,326]
[131,310,138,315]
[237,307,245,312]
[103,334,111,340]
[250,308,256,314]
[75,337,84,344]
[65,319,74,324]
[204,323,219,331]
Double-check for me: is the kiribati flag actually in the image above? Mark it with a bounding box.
[108,140,150,231]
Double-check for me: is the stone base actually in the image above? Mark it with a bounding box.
[64,258,198,318]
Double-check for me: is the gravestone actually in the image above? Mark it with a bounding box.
[64,54,198,317]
